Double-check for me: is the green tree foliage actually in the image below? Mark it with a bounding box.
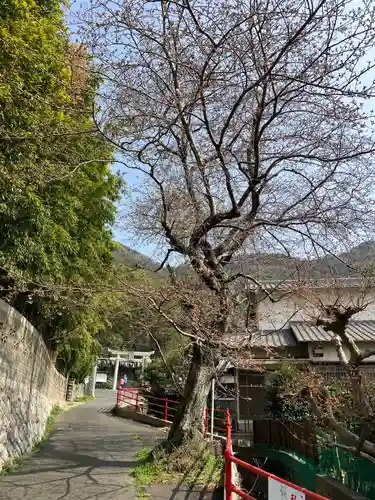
[265,363,313,422]
[0,0,123,378]
[55,306,103,383]
[266,362,375,439]
[0,0,121,289]
[97,264,170,349]
[94,263,190,390]
[144,341,190,392]
[53,264,169,382]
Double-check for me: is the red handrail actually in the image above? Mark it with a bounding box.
[164,398,168,421]
[205,407,227,434]
[116,388,178,422]
[117,391,329,499]
[224,409,329,500]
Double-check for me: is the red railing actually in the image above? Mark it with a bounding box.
[205,407,227,436]
[116,391,329,499]
[224,409,329,500]
[116,388,139,406]
[116,388,179,422]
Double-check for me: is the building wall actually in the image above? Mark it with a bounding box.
[251,344,309,359]
[258,287,375,330]
[308,342,375,363]
[0,299,67,468]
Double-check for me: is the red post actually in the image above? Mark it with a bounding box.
[135,390,139,411]
[116,389,120,405]
[164,398,168,421]
[205,407,209,434]
[225,449,233,500]
[226,408,232,449]
[225,408,233,500]
[223,408,329,500]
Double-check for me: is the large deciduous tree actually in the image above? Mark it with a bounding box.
[79,0,375,446]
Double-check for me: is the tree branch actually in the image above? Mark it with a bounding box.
[147,296,203,343]
[155,249,175,272]
[148,331,183,395]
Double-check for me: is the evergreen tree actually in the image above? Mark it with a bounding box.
[0,0,123,375]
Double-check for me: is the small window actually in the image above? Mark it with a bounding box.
[312,345,324,358]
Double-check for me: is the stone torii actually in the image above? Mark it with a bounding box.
[89,349,155,395]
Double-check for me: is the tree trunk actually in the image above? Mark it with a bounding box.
[166,343,214,449]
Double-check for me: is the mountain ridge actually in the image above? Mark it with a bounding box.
[113,243,158,270]
[113,241,375,280]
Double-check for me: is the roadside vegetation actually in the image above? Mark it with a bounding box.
[6,0,375,472]
[74,395,95,404]
[133,438,223,499]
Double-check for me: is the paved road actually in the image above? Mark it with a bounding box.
[0,390,163,500]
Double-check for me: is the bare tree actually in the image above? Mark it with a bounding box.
[271,278,375,462]
[304,280,375,461]
[78,0,375,446]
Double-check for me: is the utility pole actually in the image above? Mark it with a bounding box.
[90,363,97,397]
[210,378,215,440]
[112,354,120,390]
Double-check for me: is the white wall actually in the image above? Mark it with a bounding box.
[219,374,235,383]
[308,342,375,363]
[257,287,375,331]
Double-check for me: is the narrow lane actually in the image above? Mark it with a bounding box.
[0,390,162,500]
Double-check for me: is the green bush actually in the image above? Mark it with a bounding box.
[265,363,312,421]
[144,345,189,391]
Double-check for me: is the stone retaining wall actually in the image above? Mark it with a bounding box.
[0,299,67,467]
[71,383,84,401]
[316,475,368,500]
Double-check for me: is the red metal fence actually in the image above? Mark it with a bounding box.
[224,409,329,500]
[205,407,227,435]
[116,388,179,422]
[116,388,139,406]
[116,390,330,499]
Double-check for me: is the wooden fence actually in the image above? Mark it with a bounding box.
[253,419,318,462]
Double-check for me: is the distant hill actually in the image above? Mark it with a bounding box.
[113,243,158,270]
[331,241,375,271]
[113,241,375,280]
[227,241,375,280]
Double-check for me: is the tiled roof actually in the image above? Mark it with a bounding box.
[251,329,297,347]
[224,320,375,349]
[245,277,375,292]
[290,321,375,343]
[222,329,297,348]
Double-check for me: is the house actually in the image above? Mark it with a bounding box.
[255,277,375,331]
[215,278,375,430]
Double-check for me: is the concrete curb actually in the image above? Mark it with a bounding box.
[113,405,172,428]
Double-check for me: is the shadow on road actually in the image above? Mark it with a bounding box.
[0,395,161,500]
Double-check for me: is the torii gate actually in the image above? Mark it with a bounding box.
[89,349,155,395]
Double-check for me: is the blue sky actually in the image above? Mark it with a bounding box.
[66,2,157,258]
[111,164,157,258]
